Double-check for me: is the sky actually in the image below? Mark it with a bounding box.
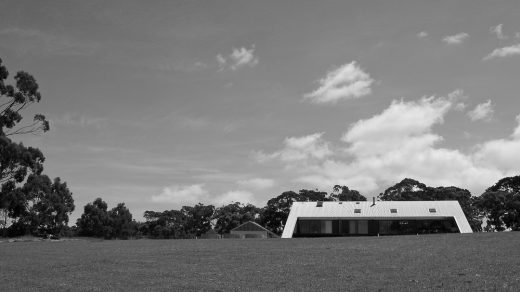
[1,0,520,222]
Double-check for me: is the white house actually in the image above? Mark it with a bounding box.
[281,200,473,238]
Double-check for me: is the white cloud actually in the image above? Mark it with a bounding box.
[151,184,260,207]
[474,115,520,174]
[214,190,258,206]
[256,94,518,196]
[483,44,520,60]
[152,184,209,205]
[417,31,428,38]
[237,178,275,190]
[217,45,258,71]
[304,61,374,104]
[341,97,452,157]
[490,24,507,40]
[255,133,332,163]
[442,33,469,45]
[468,100,494,122]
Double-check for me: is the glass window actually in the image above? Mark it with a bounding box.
[358,220,368,234]
[390,209,397,213]
[354,209,361,213]
[429,208,437,213]
[321,220,332,234]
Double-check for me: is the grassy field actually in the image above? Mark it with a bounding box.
[1,233,519,291]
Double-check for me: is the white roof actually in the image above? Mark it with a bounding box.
[281,201,473,238]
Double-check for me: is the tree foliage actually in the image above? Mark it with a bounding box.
[213,202,260,234]
[140,203,214,239]
[0,58,75,237]
[22,174,74,235]
[76,198,110,238]
[0,57,49,137]
[475,175,520,231]
[331,185,366,201]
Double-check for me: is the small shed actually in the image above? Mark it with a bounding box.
[230,221,279,238]
[200,229,221,239]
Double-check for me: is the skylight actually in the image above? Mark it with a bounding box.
[390,209,397,213]
[354,209,361,213]
[429,208,436,213]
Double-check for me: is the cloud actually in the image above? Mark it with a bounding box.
[152,184,209,205]
[442,33,469,45]
[0,27,99,56]
[468,100,494,122]
[51,112,107,129]
[217,45,259,71]
[215,190,258,206]
[151,184,260,207]
[417,31,428,38]
[256,94,518,196]
[490,24,507,40]
[483,43,520,60]
[304,61,374,104]
[474,115,520,174]
[254,132,332,163]
[237,178,275,190]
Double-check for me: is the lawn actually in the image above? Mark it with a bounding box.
[1,232,519,291]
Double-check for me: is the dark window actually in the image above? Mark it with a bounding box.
[354,209,361,213]
[429,208,436,213]
[390,209,397,213]
[316,201,323,207]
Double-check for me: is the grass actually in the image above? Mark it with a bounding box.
[1,233,520,291]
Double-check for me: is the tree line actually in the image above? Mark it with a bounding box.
[1,57,519,239]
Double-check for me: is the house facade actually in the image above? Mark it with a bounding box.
[281,200,472,238]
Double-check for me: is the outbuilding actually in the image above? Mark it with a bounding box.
[281,200,472,238]
[230,221,279,238]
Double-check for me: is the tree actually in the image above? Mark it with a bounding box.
[108,203,136,239]
[0,57,55,236]
[76,198,110,238]
[181,203,214,237]
[142,209,189,239]
[213,202,261,234]
[378,178,482,232]
[21,174,74,236]
[331,185,366,201]
[475,175,520,231]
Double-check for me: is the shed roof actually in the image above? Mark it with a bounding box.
[231,221,279,238]
[232,221,269,232]
[281,201,473,238]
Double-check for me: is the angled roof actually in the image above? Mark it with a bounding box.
[231,221,279,237]
[281,201,473,238]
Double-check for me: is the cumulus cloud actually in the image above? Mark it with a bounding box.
[152,184,209,205]
[442,33,469,45]
[468,100,494,122]
[152,184,259,207]
[490,24,507,40]
[483,44,520,60]
[304,61,374,104]
[237,178,275,190]
[254,133,332,163]
[217,45,258,71]
[215,190,258,206]
[256,94,518,196]
[417,31,428,38]
[474,115,520,174]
